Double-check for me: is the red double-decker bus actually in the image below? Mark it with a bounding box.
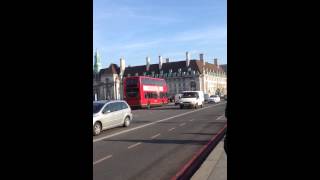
[123,76,169,108]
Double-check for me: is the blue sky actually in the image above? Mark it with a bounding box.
[94,0,227,68]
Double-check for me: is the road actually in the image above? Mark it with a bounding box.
[93,102,227,180]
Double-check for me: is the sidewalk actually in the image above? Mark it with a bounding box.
[191,140,227,180]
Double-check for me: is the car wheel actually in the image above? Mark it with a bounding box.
[194,104,198,109]
[200,104,203,108]
[123,117,130,127]
[93,122,102,136]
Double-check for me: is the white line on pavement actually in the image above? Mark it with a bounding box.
[189,119,194,122]
[168,127,175,132]
[150,133,161,139]
[179,123,186,127]
[128,142,142,149]
[93,102,226,143]
[216,115,224,120]
[93,155,112,165]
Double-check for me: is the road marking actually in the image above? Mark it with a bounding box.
[93,102,226,143]
[150,133,161,139]
[189,119,194,122]
[179,123,186,127]
[93,155,112,165]
[128,142,142,149]
[168,127,175,132]
[216,115,224,120]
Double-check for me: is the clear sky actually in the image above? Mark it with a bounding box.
[94,0,227,68]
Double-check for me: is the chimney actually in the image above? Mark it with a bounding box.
[146,56,151,71]
[120,57,125,74]
[214,58,218,67]
[199,53,204,61]
[159,56,163,69]
[166,58,169,63]
[186,51,190,67]
[200,53,205,66]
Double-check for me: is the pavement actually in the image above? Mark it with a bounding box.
[191,139,227,180]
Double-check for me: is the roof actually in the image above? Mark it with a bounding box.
[219,64,227,73]
[124,60,225,76]
[99,64,120,76]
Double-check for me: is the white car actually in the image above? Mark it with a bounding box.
[208,95,221,103]
[93,100,133,136]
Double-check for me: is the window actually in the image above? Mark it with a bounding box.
[152,92,158,98]
[107,103,118,112]
[102,104,112,113]
[93,103,105,114]
[126,78,138,86]
[114,102,123,111]
[144,92,158,99]
[182,92,198,98]
[120,102,128,109]
[160,92,167,98]
[126,87,139,98]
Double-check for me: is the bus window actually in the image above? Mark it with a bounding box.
[126,87,139,98]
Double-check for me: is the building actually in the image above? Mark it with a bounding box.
[220,64,227,75]
[123,52,227,97]
[93,50,125,101]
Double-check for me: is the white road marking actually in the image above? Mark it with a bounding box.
[93,102,226,143]
[128,142,142,149]
[179,123,186,127]
[150,133,161,139]
[189,119,194,122]
[93,155,112,165]
[216,115,224,120]
[168,127,175,132]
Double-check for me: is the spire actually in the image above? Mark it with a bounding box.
[93,49,102,74]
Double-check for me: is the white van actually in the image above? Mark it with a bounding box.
[179,91,204,109]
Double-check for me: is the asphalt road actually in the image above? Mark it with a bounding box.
[93,101,227,180]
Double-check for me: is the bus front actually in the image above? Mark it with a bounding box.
[124,76,141,108]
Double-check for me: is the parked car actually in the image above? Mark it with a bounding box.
[179,91,204,109]
[208,95,221,103]
[93,100,133,136]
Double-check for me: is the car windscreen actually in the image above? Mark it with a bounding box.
[93,103,105,114]
[182,92,198,98]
